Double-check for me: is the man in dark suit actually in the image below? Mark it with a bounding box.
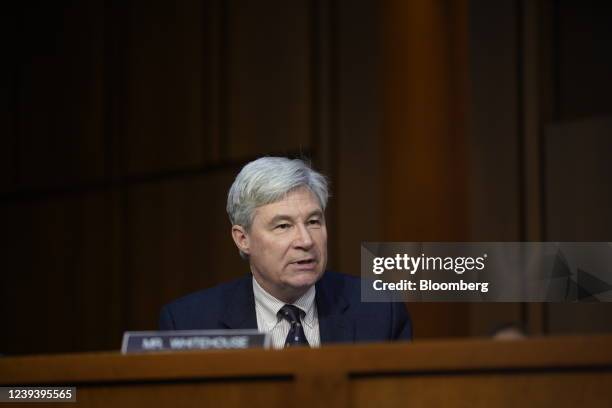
[159,157,411,347]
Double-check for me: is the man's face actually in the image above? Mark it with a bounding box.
[232,187,327,303]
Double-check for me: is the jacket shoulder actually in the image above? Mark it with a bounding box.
[318,270,360,290]
[169,276,246,307]
[159,275,251,330]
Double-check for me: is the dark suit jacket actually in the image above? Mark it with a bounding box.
[159,271,412,344]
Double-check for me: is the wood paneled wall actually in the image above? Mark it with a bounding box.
[4,0,476,353]
[5,0,608,355]
[381,0,470,338]
[467,0,612,336]
[1,0,327,354]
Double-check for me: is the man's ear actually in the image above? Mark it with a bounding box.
[231,225,250,255]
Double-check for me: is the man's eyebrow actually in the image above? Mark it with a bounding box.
[267,210,324,225]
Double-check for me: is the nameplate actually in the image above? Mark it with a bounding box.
[121,330,270,354]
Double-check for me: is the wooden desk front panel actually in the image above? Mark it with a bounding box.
[352,371,612,408]
[76,380,291,408]
[2,336,612,407]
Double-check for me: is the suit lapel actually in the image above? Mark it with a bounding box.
[217,272,354,343]
[219,275,258,330]
[316,273,355,344]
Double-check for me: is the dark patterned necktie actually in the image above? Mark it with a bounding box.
[278,305,310,347]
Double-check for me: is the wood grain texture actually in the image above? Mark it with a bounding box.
[125,168,246,331]
[2,335,612,384]
[16,0,107,189]
[225,0,311,159]
[381,0,470,338]
[545,118,612,335]
[1,336,612,408]
[0,2,17,194]
[465,0,523,337]
[122,0,213,175]
[352,372,612,408]
[75,381,291,408]
[0,191,123,354]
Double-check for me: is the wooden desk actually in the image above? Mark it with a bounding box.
[1,335,612,407]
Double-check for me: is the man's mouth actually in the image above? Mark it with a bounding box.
[292,258,317,266]
[294,258,315,265]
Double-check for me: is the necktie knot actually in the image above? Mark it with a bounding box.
[278,305,309,347]
[279,304,303,324]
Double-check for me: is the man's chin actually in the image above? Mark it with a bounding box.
[285,269,324,289]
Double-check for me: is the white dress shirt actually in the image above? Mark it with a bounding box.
[252,277,321,349]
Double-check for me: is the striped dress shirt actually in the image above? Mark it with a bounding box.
[252,277,321,349]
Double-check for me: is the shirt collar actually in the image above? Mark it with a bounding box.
[252,276,317,328]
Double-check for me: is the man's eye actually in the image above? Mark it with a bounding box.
[308,219,321,225]
[276,223,290,230]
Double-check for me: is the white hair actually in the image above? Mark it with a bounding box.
[227,157,329,231]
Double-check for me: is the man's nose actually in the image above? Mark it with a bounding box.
[293,223,314,248]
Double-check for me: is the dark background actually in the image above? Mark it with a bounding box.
[1,0,612,355]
